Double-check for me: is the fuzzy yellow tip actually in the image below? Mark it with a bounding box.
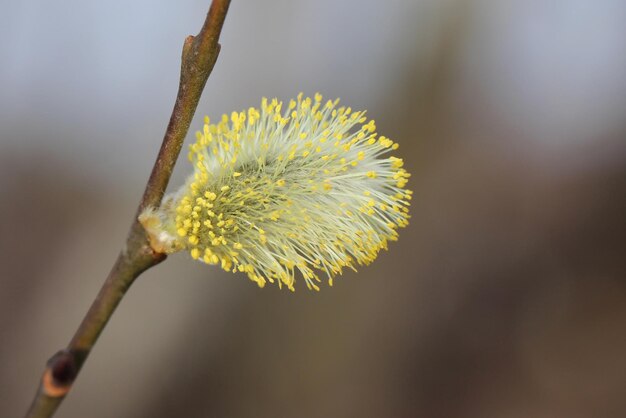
[147,93,411,290]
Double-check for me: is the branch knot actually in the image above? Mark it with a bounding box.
[42,350,77,398]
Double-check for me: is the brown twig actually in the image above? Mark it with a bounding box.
[24,1,231,417]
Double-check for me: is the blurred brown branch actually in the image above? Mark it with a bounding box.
[23,1,231,417]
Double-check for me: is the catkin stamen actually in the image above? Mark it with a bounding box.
[140,93,411,290]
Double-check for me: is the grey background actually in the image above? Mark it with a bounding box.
[1,1,625,417]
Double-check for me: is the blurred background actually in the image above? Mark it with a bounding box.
[1,0,625,417]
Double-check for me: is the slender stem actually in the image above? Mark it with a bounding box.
[24,2,231,417]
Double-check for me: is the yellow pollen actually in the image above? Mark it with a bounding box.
[143,94,411,290]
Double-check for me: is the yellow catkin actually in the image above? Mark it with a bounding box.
[140,93,411,291]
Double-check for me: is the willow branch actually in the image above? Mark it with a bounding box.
[24,2,231,417]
